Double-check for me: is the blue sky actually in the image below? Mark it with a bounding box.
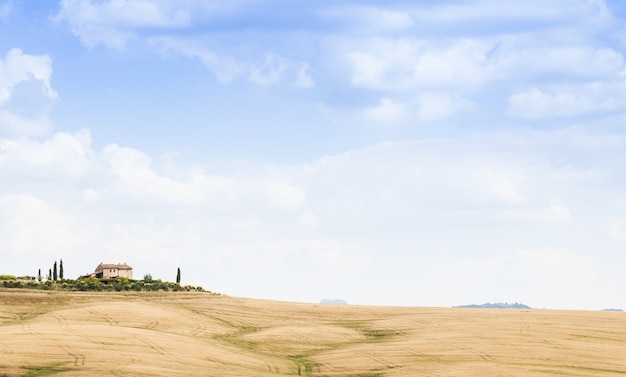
[2,0,626,309]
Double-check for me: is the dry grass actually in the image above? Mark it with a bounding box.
[0,289,625,376]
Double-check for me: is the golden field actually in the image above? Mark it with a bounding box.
[0,289,625,376]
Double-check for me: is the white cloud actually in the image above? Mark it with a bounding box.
[465,164,528,204]
[97,143,231,207]
[413,40,488,88]
[49,0,626,126]
[0,1,12,20]
[344,36,626,93]
[296,131,618,243]
[409,0,611,30]
[249,53,288,86]
[295,63,315,89]
[489,44,625,80]
[346,38,490,91]
[85,143,306,211]
[364,98,410,124]
[1,122,625,306]
[301,139,535,228]
[608,216,626,242]
[363,93,475,125]
[338,29,625,122]
[415,93,476,121]
[151,37,244,83]
[458,247,594,285]
[53,0,192,49]
[261,182,306,211]
[0,49,57,136]
[503,199,572,223]
[0,129,305,215]
[358,8,413,31]
[507,81,626,118]
[152,37,313,87]
[0,111,54,137]
[363,93,476,125]
[217,239,362,273]
[54,1,315,88]
[0,130,93,177]
[0,48,56,104]
[516,247,596,285]
[249,54,315,88]
[0,194,86,257]
[297,210,319,231]
[322,6,413,32]
[415,246,598,308]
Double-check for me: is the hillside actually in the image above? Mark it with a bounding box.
[455,302,532,309]
[1,289,625,376]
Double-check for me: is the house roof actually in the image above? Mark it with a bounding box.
[96,263,133,270]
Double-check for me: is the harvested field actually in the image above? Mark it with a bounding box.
[0,289,625,376]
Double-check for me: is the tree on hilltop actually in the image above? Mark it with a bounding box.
[176,267,181,284]
[60,259,64,280]
[53,261,57,281]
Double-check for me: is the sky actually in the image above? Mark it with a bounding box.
[1,0,626,310]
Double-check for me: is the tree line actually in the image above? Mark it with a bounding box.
[1,276,205,292]
[37,259,64,282]
[1,261,200,293]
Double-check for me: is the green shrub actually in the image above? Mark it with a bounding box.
[115,277,129,285]
[0,275,16,281]
[2,280,23,288]
[76,280,88,291]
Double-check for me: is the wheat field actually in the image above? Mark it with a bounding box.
[0,289,625,376]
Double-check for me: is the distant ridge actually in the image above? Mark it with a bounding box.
[455,302,531,309]
[602,308,624,312]
[320,298,348,305]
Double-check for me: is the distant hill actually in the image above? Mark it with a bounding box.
[455,302,531,309]
[320,298,348,305]
[602,308,624,312]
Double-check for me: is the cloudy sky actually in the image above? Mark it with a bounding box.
[2,0,626,310]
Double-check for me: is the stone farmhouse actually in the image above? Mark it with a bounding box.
[91,263,133,279]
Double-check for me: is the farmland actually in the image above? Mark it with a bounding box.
[0,289,625,376]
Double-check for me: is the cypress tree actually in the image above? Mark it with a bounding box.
[48,269,52,281]
[176,267,181,284]
[37,269,42,282]
[60,259,64,280]
[53,261,57,281]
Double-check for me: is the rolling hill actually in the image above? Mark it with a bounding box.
[1,289,625,376]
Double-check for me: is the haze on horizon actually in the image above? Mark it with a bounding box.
[1,0,626,310]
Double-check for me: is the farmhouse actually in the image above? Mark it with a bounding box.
[93,263,133,279]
